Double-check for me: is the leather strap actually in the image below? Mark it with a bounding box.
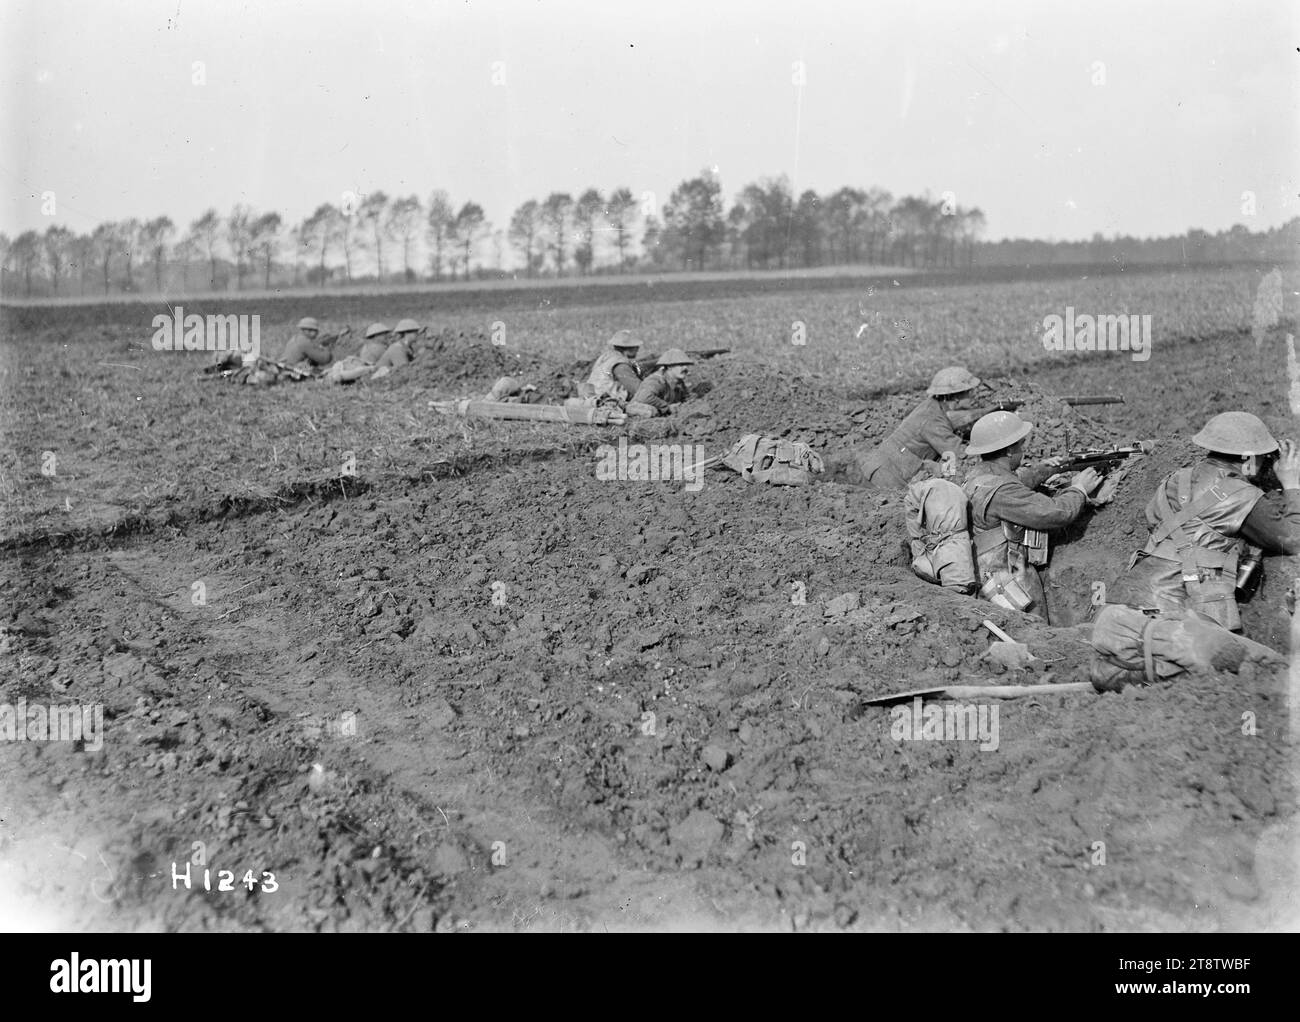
[1141,618,1158,684]
[1150,467,1233,582]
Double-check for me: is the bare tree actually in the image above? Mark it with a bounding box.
[508,200,542,277]
[541,192,574,275]
[227,204,255,289]
[426,190,454,281]
[42,225,73,294]
[300,204,339,284]
[251,212,282,288]
[91,221,121,295]
[117,218,143,291]
[385,195,423,282]
[357,191,390,280]
[604,187,637,272]
[12,231,42,296]
[0,232,11,294]
[960,207,986,268]
[453,202,486,281]
[337,204,357,284]
[190,209,223,289]
[72,233,94,295]
[572,188,604,275]
[174,233,197,291]
[141,216,175,292]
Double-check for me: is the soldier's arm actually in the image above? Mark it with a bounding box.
[1016,463,1059,490]
[612,362,642,396]
[996,480,1089,530]
[920,412,963,457]
[1239,490,1300,554]
[632,376,671,414]
[303,342,334,365]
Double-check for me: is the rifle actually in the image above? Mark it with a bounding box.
[1055,441,1152,476]
[637,348,730,375]
[949,394,1124,436]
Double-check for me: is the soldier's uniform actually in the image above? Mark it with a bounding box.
[374,340,412,369]
[959,409,1094,621]
[586,330,643,400]
[855,397,965,489]
[282,334,332,366]
[359,323,392,364]
[631,372,686,414]
[965,461,1089,618]
[848,366,977,490]
[1109,457,1300,630]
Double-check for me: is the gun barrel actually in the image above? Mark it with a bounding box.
[1061,395,1125,406]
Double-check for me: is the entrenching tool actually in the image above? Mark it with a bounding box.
[859,681,1094,706]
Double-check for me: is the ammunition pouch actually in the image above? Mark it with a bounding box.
[1022,528,1049,567]
[980,569,1034,612]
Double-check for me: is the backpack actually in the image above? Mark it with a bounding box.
[904,479,977,593]
[905,476,1035,610]
[721,434,824,486]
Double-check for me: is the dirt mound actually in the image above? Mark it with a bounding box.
[414,329,570,396]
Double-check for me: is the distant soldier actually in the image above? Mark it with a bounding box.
[629,349,694,416]
[374,318,419,370]
[584,330,644,401]
[358,322,393,364]
[847,366,981,490]
[1106,412,1300,631]
[282,317,335,367]
[963,410,1102,621]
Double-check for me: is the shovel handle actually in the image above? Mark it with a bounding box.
[942,682,1094,699]
[982,619,1017,644]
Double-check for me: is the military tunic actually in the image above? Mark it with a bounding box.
[963,461,1089,620]
[1108,457,1300,630]
[853,396,964,490]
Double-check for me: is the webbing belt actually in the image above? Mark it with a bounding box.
[972,527,1006,556]
[1149,468,1232,583]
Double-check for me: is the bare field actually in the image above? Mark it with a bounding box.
[2,263,1298,932]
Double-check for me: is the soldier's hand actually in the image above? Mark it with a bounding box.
[1071,466,1103,495]
[940,450,959,478]
[1042,455,1066,469]
[1276,439,1300,490]
[1092,472,1122,505]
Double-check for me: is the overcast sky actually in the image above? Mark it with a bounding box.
[2,0,1296,243]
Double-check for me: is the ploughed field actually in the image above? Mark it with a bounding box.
[1,263,1298,931]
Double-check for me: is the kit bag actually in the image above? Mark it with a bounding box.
[904,478,978,593]
[722,434,824,485]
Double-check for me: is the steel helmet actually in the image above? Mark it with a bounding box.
[1192,412,1279,457]
[608,329,640,350]
[655,348,696,368]
[966,410,1033,456]
[393,318,420,334]
[365,322,392,339]
[927,366,981,397]
[297,317,320,332]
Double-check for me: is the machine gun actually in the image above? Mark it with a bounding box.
[949,394,1125,437]
[1055,441,1152,476]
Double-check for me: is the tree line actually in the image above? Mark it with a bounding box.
[1,170,1294,297]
